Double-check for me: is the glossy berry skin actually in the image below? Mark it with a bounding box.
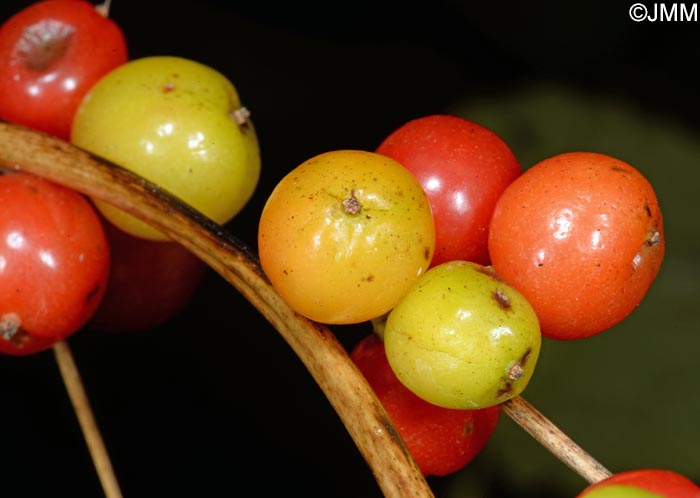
[577,469,700,498]
[350,333,500,477]
[376,114,521,266]
[581,485,663,498]
[89,218,206,333]
[0,0,128,140]
[488,152,665,340]
[258,150,435,325]
[384,260,541,409]
[0,172,110,356]
[72,55,260,241]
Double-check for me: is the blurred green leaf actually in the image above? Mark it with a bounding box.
[441,83,700,496]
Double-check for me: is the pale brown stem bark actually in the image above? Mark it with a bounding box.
[53,341,124,498]
[502,396,612,484]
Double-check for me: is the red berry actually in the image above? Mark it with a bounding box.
[376,114,521,266]
[0,0,128,139]
[578,469,700,498]
[89,218,206,333]
[350,333,500,476]
[0,172,110,355]
[488,152,665,340]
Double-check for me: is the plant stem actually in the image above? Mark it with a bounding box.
[53,341,124,498]
[94,0,112,18]
[0,121,434,497]
[502,396,612,483]
[0,121,611,495]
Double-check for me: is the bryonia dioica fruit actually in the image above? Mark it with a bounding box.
[581,485,664,498]
[577,469,700,498]
[376,114,521,267]
[351,333,500,476]
[384,260,541,409]
[488,151,665,340]
[90,217,206,333]
[0,171,110,355]
[72,55,261,240]
[258,149,435,324]
[0,0,128,140]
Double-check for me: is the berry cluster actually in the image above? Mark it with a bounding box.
[0,0,259,352]
[0,2,695,498]
[257,111,686,497]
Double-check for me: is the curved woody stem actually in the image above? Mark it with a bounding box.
[0,121,611,497]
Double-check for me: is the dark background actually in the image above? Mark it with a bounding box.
[1,1,699,497]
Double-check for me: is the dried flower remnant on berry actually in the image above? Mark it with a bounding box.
[0,312,21,340]
[343,190,362,215]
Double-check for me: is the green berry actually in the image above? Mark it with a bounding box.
[582,485,664,498]
[384,260,541,409]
